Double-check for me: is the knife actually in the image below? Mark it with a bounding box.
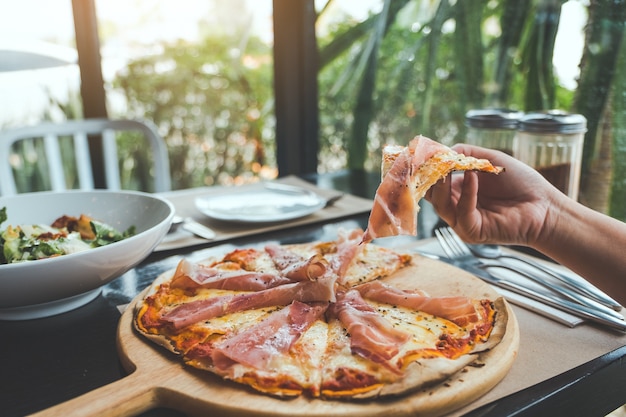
[415,251,626,332]
[181,217,216,240]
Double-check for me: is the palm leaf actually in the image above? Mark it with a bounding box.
[346,0,393,169]
[520,0,564,111]
[491,0,532,104]
[343,0,412,170]
[575,0,626,197]
[609,29,626,220]
[420,0,453,133]
[318,15,376,70]
[453,0,486,111]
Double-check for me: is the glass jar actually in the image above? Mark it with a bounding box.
[514,112,587,200]
[465,108,524,155]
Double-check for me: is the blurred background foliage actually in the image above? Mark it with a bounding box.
[113,35,276,190]
[5,0,625,221]
[319,0,626,220]
[316,0,625,220]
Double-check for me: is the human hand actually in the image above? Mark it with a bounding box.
[425,144,564,247]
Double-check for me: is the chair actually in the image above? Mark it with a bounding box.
[0,118,171,195]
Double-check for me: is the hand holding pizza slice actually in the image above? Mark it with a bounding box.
[362,135,503,243]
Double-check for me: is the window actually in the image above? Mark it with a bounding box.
[1,0,625,221]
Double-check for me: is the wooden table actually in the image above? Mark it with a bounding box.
[1,171,625,417]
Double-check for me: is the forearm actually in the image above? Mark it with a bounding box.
[533,196,626,307]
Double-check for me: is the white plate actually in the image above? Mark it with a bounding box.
[195,185,327,223]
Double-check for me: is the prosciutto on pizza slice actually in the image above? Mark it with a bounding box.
[362,135,503,243]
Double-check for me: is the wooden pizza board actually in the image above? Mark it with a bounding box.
[32,255,520,417]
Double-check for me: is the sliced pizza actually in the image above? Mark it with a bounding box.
[362,135,504,242]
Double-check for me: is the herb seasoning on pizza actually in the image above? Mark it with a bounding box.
[134,228,508,399]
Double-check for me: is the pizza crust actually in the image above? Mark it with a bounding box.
[374,355,478,398]
[474,297,508,353]
[132,279,179,355]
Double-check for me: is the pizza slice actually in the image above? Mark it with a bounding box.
[319,280,507,399]
[362,135,504,242]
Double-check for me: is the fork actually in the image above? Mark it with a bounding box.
[435,227,626,329]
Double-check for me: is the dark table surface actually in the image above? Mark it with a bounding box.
[2,171,625,417]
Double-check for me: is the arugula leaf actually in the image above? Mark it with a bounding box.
[90,220,136,247]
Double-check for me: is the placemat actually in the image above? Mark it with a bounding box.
[155,176,374,251]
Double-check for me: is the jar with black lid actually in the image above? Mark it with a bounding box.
[514,111,587,200]
[465,108,524,156]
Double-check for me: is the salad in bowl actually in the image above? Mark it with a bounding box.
[1,207,135,264]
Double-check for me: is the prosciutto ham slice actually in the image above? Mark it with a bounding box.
[162,277,337,329]
[328,228,364,285]
[362,135,503,243]
[265,243,328,281]
[355,280,479,326]
[170,259,292,291]
[329,289,410,365]
[212,301,327,371]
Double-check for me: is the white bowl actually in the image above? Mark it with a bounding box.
[0,190,174,320]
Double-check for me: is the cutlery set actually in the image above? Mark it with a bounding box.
[432,227,625,332]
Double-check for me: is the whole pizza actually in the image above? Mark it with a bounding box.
[134,135,510,401]
[134,229,508,399]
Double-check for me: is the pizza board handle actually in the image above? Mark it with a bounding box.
[28,370,159,417]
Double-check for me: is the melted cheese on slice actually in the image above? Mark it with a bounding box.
[194,305,275,334]
[383,146,503,204]
[242,250,280,273]
[342,245,410,287]
[372,302,467,361]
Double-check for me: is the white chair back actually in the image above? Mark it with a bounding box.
[0,119,171,195]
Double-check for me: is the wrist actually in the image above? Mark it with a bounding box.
[530,192,573,252]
